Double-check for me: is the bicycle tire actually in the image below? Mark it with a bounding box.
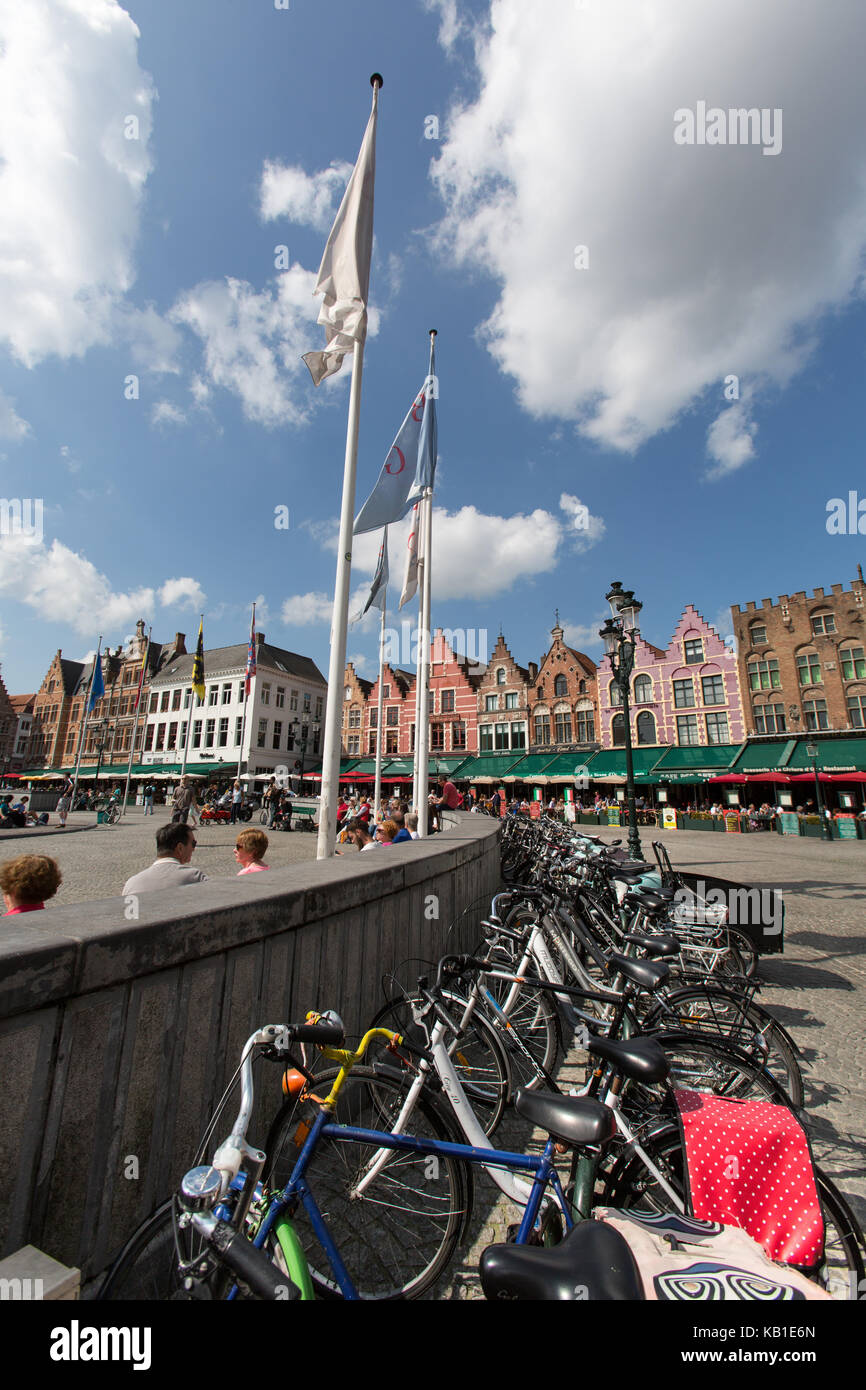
[482,973,563,1091]
[262,1066,470,1300]
[97,1199,195,1301]
[369,992,511,1136]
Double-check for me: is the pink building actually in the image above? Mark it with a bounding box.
[597,605,745,750]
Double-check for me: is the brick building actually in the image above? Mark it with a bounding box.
[476,633,536,756]
[8,693,36,771]
[29,652,85,769]
[530,621,598,754]
[342,663,374,758]
[0,670,17,773]
[731,569,866,736]
[68,623,187,769]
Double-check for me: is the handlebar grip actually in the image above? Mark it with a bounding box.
[291,1019,345,1046]
[207,1220,300,1301]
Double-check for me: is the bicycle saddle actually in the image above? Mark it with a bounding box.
[607,953,670,992]
[480,1218,644,1301]
[623,931,680,959]
[513,1090,615,1148]
[586,1034,670,1085]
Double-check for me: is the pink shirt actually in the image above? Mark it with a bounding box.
[4,903,45,915]
[237,862,270,875]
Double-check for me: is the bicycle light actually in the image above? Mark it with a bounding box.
[179,1165,222,1212]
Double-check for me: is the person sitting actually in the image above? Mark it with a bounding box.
[375,818,398,846]
[391,811,412,844]
[1,853,62,914]
[234,828,270,875]
[342,817,379,852]
[406,813,420,840]
[122,823,208,895]
[0,797,26,829]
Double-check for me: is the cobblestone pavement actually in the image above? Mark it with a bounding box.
[439,826,866,1299]
[0,807,321,905]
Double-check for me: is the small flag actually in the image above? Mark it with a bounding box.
[353,528,389,621]
[354,378,430,535]
[88,642,104,712]
[245,604,257,698]
[408,342,438,502]
[399,505,419,610]
[302,88,378,387]
[192,618,205,702]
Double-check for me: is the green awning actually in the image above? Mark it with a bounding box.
[341,759,375,775]
[731,741,796,774]
[784,737,866,773]
[584,748,668,779]
[540,753,599,780]
[652,744,742,777]
[455,754,524,781]
[501,755,559,782]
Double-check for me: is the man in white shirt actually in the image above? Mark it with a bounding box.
[122,823,208,895]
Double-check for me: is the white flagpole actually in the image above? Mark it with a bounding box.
[122,625,151,817]
[180,613,202,777]
[416,488,434,836]
[71,637,102,807]
[411,530,424,814]
[237,601,255,781]
[373,592,386,816]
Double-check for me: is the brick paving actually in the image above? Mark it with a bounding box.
[439,825,866,1298]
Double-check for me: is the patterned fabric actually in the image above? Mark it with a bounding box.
[674,1089,824,1266]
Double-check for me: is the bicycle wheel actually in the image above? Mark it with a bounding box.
[369,993,511,1136]
[482,976,563,1091]
[648,1034,795,1109]
[810,1168,866,1300]
[97,1199,194,1300]
[263,1066,470,1299]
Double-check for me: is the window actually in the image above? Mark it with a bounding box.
[167,722,178,751]
[431,723,445,750]
[449,720,466,750]
[796,653,822,687]
[314,697,323,721]
[803,699,829,731]
[841,646,866,681]
[749,623,768,646]
[369,708,378,728]
[385,730,399,754]
[386,706,399,727]
[677,714,700,745]
[222,683,232,704]
[368,732,377,755]
[238,682,245,702]
[537,686,544,700]
[205,719,215,749]
[847,694,866,728]
[701,674,725,706]
[261,682,271,705]
[673,679,695,708]
[748,658,781,691]
[636,711,656,744]
[348,708,361,728]
[218,718,229,748]
[272,720,282,750]
[608,681,622,707]
[753,703,786,735]
[179,722,187,748]
[382,685,390,699]
[428,690,435,714]
[811,613,836,636]
[575,709,594,742]
[155,723,165,751]
[160,691,170,712]
[171,688,182,711]
[257,718,267,749]
[554,710,572,742]
[235,717,243,746]
[208,686,218,706]
[441,689,455,713]
[511,722,527,749]
[276,686,285,708]
[303,693,311,713]
[192,720,202,749]
[144,724,155,751]
[348,736,360,755]
[480,724,493,752]
[633,674,652,704]
[611,713,626,746]
[290,690,298,711]
[684,639,704,664]
[504,691,518,710]
[485,694,499,712]
[578,679,587,694]
[553,674,568,697]
[496,667,506,685]
[705,711,729,744]
[534,713,551,744]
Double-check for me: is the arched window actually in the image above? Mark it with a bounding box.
[810,610,836,637]
[608,681,622,707]
[749,621,768,647]
[611,713,626,746]
[554,673,568,697]
[496,667,506,685]
[636,711,656,744]
[633,674,652,704]
[578,679,586,694]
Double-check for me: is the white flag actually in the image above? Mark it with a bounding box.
[399,504,420,609]
[351,528,389,621]
[302,90,378,387]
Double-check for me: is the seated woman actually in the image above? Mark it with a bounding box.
[234,828,270,875]
[1,853,62,914]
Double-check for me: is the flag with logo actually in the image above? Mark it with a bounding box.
[192,618,205,703]
[399,505,420,610]
[302,89,378,387]
[407,341,438,503]
[352,528,389,621]
[87,641,105,713]
[245,604,257,698]
[354,379,431,535]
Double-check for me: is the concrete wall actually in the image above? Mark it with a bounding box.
[0,812,499,1280]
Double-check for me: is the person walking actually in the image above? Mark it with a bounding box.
[265,778,279,828]
[230,780,244,825]
[122,823,208,895]
[143,782,155,815]
[171,775,195,825]
[56,775,74,828]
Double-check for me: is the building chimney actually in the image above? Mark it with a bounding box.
[256,631,265,646]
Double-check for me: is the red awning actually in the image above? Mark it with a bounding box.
[788,772,834,783]
[707,774,748,784]
[746,772,792,784]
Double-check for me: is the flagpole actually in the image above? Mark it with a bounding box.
[411,536,424,814]
[374,591,387,816]
[71,637,102,808]
[416,487,434,836]
[121,625,151,817]
[238,601,255,781]
[180,613,203,777]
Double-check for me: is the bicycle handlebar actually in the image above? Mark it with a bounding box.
[190,1212,300,1301]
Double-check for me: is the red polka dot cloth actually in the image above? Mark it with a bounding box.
[674,1089,824,1267]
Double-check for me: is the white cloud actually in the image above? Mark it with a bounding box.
[0,389,30,440]
[171,267,322,427]
[0,534,156,634]
[59,444,81,474]
[0,0,155,365]
[347,651,372,676]
[151,400,187,427]
[705,404,758,478]
[430,0,866,456]
[559,492,606,552]
[281,591,334,626]
[121,304,184,374]
[422,0,466,52]
[158,577,205,611]
[252,593,272,628]
[562,616,606,653]
[259,159,354,230]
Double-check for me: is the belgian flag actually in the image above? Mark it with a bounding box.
[191,617,205,702]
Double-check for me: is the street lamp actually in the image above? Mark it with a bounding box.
[289,719,320,786]
[601,581,644,860]
[806,742,832,841]
[94,718,110,787]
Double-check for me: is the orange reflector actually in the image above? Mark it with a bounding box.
[282,1068,306,1098]
[456,1052,470,1069]
[293,1121,310,1147]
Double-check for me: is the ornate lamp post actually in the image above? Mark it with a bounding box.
[806,741,832,840]
[94,718,110,786]
[600,582,643,861]
[289,719,320,787]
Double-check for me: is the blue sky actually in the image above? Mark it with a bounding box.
[2,0,866,695]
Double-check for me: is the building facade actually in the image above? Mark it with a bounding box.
[29,652,84,769]
[0,671,17,773]
[476,633,536,757]
[529,622,598,755]
[8,693,36,771]
[731,572,866,736]
[598,605,745,749]
[342,663,374,758]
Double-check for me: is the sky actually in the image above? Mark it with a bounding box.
[2,0,866,695]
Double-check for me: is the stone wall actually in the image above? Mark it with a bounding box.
[0,812,499,1280]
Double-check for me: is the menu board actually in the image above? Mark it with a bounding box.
[662,808,678,830]
[779,812,800,836]
[836,816,858,839]
[607,807,621,826]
